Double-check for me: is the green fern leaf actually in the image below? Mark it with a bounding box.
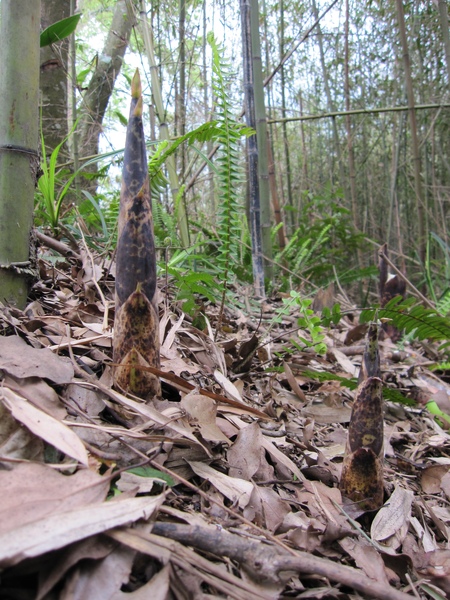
[360,296,450,348]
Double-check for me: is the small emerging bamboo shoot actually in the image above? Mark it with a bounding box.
[340,371,384,511]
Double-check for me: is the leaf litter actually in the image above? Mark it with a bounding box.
[1,247,450,599]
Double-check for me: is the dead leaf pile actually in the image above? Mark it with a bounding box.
[0,247,450,599]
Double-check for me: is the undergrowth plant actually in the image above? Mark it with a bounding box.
[208,32,252,286]
[35,122,81,231]
[360,295,450,352]
[272,290,341,355]
[274,186,368,289]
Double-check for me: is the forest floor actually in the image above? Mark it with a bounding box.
[0,238,450,600]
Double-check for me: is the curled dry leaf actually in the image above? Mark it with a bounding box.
[180,393,230,443]
[339,377,384,511]
[188,460,253,509]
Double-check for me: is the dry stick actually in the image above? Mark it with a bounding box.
[109,529,266,600]
[378,249,435,310]
[35,230,81,260]
[149,523,413,600]
[77,224,111,331]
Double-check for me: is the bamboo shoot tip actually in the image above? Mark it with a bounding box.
[131,69,142,98]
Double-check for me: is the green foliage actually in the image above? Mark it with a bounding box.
[426,232,450,305]
[40,13,81,47]
[35,122,81,231]
[126,466,176,487]
[272,291,334,354]
[300,369,414,405]
[274,186,366,288]
[164,246,221,316]
[208,32,251,282]
[360,296,450,350]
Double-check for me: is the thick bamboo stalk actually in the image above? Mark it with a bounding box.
[0,0,41,307]
[251,0,273,281]
[241,0,265,298]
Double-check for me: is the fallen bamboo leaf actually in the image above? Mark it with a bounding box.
[0,387,89,465]
[108,362,270,419]
[0,463,109,536]
[0,494,165,568]
[371,485,414,543]
[0,335,74,383]
[181,393,230,443]
[188,460,253,509]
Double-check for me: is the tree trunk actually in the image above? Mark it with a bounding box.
[437,0,450,87]
[344,0,358,231]
[79,0,135,168]
[0,0,41,307]
[40,0,70,159]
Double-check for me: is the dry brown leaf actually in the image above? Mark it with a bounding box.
[331,348,359,378]
[106,387,210,454]
[421,463,450,494]
[0,463,109,536]
[37,536,115,600]
[60,542,135,599]
[214,369,243,402]
[0,335,74,383]
[4,374,66,420]
[228,422,274,481]
[188,460,253,509]
[180,393,229,443]
[160,311,184,355]
[226,415,304,481]
[303,403,352,424]
[160,356,200,376]
[244,485,290,532]
[371,486,414,544]
[283,361,307,403]
[339,537,390,585]
[0,399,44,461]
[0,494,165,569]
[1,387,89,465]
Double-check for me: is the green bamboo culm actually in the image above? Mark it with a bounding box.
[0,0,41,307]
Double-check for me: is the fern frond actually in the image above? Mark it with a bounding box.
[360,296,450,349]
[208,32,246,282]
[301,368,414,405]
[437,289,450,317]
